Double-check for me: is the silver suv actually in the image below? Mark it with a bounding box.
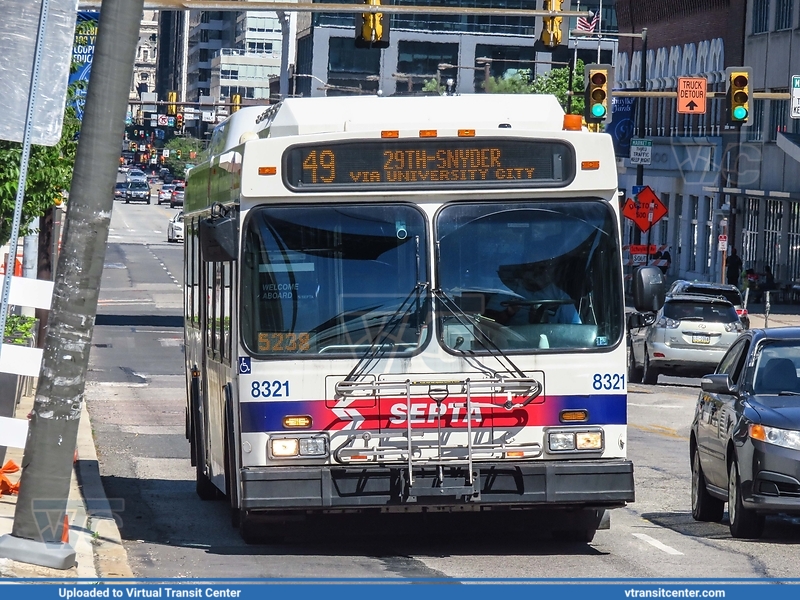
[667,280,750,328]
[628,294,743,384]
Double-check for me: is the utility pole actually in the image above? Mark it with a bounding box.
[633,28,648,246]
[0,0,143,569]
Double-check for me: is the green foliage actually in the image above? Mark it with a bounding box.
[482,60,586,116]
[0,20,95,247]
[163,137,205,180]
[3,314,36,345]
[422,78,445,95]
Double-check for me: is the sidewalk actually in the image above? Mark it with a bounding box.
[744,300,800,329]
[0,391,132,578]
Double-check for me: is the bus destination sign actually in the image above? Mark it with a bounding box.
[283,139,573,191]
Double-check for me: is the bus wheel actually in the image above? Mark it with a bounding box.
[553,509,603,543]
[193,394,220,501]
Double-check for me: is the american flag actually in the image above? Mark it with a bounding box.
[576,13,600,33]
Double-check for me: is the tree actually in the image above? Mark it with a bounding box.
[482,60,586,116]
[163,136,205,180]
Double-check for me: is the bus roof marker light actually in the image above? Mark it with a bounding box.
[563,114,582,131]
[458,129,475,137]
[419,130,437,138]
[258,166,277,176]
[381,130,399,138]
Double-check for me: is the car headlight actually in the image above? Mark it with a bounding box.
[749,424,800,451]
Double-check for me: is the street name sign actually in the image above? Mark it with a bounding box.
[792,75,800,119]
[629,138,652,165]
[677,77,707,114]
[622,185,668,233]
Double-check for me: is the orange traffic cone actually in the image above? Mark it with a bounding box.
[62,514,70,544]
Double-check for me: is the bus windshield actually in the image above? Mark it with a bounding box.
[241,204,429,357]
[436,199,623,352]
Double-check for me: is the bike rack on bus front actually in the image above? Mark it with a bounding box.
[332,376,543,499]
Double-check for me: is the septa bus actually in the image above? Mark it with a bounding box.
[183,94,639,542]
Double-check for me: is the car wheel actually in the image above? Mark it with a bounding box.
[627,339,643,384]
[728,459,764,539]
[125,199,129,204]
[146,198,151,204]
[642,347,660,385]
[691,450,724,522]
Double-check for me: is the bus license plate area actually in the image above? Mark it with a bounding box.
[692,334,711,344]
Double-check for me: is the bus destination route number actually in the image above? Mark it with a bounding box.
[283,139,572,191]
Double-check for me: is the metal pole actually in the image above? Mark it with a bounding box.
[278,11,290,101]
[597,0,602,63]
[633,28,647,246]
[0,0,144,570]
[0,0,50,361]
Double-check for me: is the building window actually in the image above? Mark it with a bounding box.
[746,99,766,142]
[769,96,789,141]
[396,40,458,93]
[788,201,800,280]
[705,196,714,272]
[326,37,380,95]
[659,193,670,247]
[742,197,760,271]
[764,199,783,275]
[689,196,699,272]
[775,0,793,29]
[752,0,770,33]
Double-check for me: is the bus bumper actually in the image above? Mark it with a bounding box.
[240,459,634,511]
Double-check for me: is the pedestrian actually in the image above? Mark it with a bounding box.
[659,248,672,275]
[726,248,743,286]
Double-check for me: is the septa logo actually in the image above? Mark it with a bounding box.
[389,401,483,426]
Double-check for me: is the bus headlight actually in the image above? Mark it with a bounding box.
[299,437,328,456]
[271,438,299,457]
[548,432,575,451]
[269,435,329,458]
[548,430,604,452]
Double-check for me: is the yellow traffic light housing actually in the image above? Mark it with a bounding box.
[167,91,178,116]
[540,0,563,48]
[356,0,389,49]
[176,113,184,131]
[726,66,752,126]
[231,94,241,113]
[584,63,614,125]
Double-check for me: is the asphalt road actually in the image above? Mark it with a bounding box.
[85,198,800,580]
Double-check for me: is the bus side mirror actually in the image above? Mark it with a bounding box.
[631,266,665,312]
[199,203,238,262]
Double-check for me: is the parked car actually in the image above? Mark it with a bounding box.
[125,181,151,204]
[158,184,175,205]
[668,280,750,329]
[628,294,743,384]
[167,211,184,243]
[126,169,147,183]
[170,183,184,209]
[690,327,800,538]
[114,181,127,201]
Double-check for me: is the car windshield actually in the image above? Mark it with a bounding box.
[436,199,623,351]
[129,171,145,177]
[115,183,125,189]
[685,285,742,306]
[752,342,800,394]
[128,182,148,190]
[663,300,738,323]
[241,204,429,357]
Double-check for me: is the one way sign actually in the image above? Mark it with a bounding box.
[677,77,707,115]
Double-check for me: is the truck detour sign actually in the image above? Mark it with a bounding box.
[677,77,707,114]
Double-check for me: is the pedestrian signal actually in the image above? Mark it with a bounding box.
[726,67,752,126]
[584,64,613,125]
[176,150,182,159]
[356,0,389,49]
[540,0,563,47]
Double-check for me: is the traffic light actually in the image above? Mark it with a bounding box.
[726,66,752,126]
[584,64,614,125]
[231,94,241,113]
[176,113,184,132]
[167,91,178,116]
[540,0,563,47]
[176,150,182,159]
[356,0,389,49]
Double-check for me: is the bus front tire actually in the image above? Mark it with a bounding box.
[192,395,220,501]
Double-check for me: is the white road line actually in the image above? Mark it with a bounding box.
[632,533,684,555]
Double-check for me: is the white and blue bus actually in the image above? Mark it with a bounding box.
[183,94,634,542]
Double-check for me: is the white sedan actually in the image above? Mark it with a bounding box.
[167,211,184,243]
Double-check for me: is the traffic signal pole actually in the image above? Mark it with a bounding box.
[0,0,144,569]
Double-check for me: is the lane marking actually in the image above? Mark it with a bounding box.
[630,424,687,440]
[633,533,684,555]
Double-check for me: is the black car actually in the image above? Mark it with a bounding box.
[114,181,127,200]
[125,181,150,204]
[690,327,800,538]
